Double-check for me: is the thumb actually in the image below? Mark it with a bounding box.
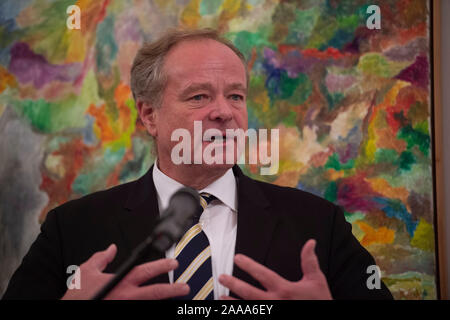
[89,244,117,272]
[300,239,322,279]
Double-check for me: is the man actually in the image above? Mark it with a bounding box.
[3,28,393,300]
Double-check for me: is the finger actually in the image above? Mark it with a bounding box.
[126,259,179,285]
[132,283,190,300]
[219,274,270,300]
[300,239,322,279]
[234,254,287,291]
[220,295,238,300]
[88,244,117,271]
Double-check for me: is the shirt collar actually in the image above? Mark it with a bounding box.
[152,160,237,212]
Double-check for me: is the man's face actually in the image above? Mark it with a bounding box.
[150,39,248,171]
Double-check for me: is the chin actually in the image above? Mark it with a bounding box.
[195,161,235,172]
[211,162,235,169]
[198,140,242,169]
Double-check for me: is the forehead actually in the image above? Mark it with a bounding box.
[163,39,247,87]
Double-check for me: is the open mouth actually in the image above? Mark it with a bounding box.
[203,134,229,142]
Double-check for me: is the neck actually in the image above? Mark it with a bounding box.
[157,160,230,190]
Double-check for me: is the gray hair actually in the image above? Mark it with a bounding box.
[130,28,248,108]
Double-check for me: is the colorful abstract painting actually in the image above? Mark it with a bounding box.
[0,0,436,299]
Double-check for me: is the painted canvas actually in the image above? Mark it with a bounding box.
[0,0,437,299]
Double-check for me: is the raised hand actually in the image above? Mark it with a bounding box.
[219,239,332,300]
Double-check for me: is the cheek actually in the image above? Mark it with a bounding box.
[157,110,196,140]
[235,108,248,130]
[155,111,174,139]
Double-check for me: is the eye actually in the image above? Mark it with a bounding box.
[229,94,244,101]
[190,94,208,101]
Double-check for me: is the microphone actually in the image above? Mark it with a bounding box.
[91,187,202,300]
[150,187,202,252]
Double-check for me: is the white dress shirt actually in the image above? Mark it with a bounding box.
[152,162,238,299]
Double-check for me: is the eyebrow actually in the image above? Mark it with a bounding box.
[225,83,248,94]
[179,83,215,99]
[179,82,247,98]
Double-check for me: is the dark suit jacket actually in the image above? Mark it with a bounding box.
[3,165,393,300]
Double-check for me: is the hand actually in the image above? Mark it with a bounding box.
[219,239,332,300]
[61,244,190,300]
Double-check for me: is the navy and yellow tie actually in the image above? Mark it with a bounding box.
[173,192,217,300]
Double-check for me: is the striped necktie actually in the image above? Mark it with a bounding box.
[173,192,217,300]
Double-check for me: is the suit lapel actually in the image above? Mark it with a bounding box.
[115,164,279,293]
[230,166,279,298]
[116,164,169,284]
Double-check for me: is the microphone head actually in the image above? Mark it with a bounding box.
[152,187,202,252]
[169,187,202,222]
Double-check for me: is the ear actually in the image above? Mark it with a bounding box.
[136,99,158,137]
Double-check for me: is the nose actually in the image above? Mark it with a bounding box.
[209,96,233,122]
